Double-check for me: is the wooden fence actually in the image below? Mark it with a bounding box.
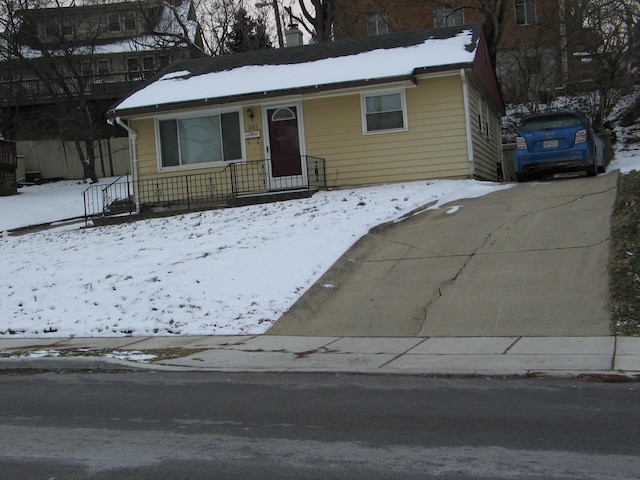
[16,138,130,181]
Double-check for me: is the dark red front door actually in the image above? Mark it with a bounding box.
[267,107,302,177]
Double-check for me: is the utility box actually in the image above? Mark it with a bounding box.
[0,140,17,196]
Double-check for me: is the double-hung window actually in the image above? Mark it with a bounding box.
[158,112,243,170]
[515,0,537,25]
[108,13,121,32]
[362,90,407,134]
[367,13,388,36]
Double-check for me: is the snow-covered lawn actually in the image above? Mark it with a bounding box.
[1,177,511,338]
[1,149,638,339]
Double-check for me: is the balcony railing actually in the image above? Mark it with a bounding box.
[0,70,157,105]
[83,156,326,224]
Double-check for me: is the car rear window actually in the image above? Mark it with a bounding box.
[520,114,583,132]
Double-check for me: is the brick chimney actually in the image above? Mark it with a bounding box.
[285,24,304,47]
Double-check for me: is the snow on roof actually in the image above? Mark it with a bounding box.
[113,28,478,114]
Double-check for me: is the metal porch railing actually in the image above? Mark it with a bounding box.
[83,156,326,224]
[0,70,159,106]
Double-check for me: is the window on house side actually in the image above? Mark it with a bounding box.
[434,5,464,28]
[108,13,121,32]
[478,96,484,134]
[363,91,407,133]
[158,112,243,169]
[485,103,491,140]
[127,57,140,72]
[515,0,537,25]
[367,13,388,36]
[97,59,110,74]
[44,20,58,38]
[143,56,155,71]
[123,12,136,31]
[81,60,93,75]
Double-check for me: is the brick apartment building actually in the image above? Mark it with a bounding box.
[332,0,596,102]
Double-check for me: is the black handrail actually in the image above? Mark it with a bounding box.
[82,156,326,224]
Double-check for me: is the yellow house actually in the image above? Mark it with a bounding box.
[106,24,504,212]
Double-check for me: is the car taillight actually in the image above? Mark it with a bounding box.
[516,136,527,150]
[575,129,587,144]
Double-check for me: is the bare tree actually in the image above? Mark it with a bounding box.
[498,39,559,112]
[0,0,115,182]
[568,0,639,126]
[459,0,513,65]
[132,0,208,55]
[0,0,216,182]
[192,0,248,55]
[285,0,335,42]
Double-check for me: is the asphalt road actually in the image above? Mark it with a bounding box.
[1,371,638,479]
[270,173,617,337]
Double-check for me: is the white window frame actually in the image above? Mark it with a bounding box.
[515,0,537,26]
[484,102,491,140]
[155,108,246,173]
[367,13,388,36]
[361,89,408,135]
[478,95,484,134]
[478,95,491,139]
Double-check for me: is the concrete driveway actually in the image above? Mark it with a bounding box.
[268,172,618,337]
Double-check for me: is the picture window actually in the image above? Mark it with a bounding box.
[158,112,243,170]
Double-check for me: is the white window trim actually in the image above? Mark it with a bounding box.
[485,102,491,140]
[515,0,537,26]
[360,88,409,135]
[478,95,484,134]
[367,13,388,36]
[154,108,246,173]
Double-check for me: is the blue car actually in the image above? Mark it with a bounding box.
[515,111,605,182]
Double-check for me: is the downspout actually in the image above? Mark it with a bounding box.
[460,69,475,178]
[108,116,140,214]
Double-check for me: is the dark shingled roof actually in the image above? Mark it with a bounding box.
[109,24,483,116]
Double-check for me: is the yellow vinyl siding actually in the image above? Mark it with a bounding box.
[130,118,157,179]
[126,74,487,198]
[466,81,502,181]
[303,76,471,187]
[129,112,269,205]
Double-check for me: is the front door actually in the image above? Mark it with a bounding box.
[265,105,305,190]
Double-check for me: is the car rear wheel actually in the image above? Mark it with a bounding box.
[586,150,598,177]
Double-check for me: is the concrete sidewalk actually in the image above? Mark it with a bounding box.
[1,335,639,378]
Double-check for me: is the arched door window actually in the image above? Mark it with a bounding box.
[271,107,296,122]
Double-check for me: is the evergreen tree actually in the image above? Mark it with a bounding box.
[224,7,272,54]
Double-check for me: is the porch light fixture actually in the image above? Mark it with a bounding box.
[247,108,254,120]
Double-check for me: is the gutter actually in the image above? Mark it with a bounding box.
[106,72,431,118]
[108,117,140,214]
[460,68,475,177]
